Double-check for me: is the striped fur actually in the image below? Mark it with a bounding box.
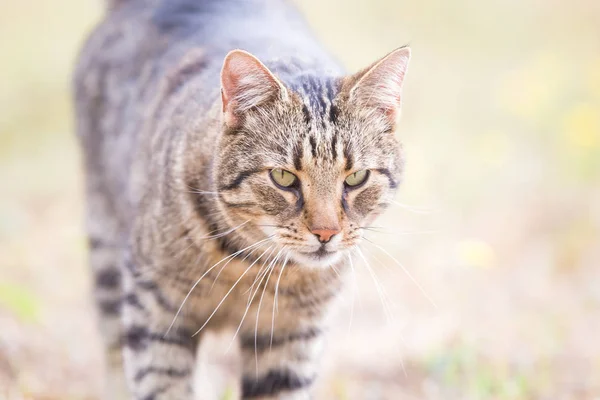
[74,0,410,399]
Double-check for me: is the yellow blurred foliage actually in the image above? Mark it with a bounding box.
[561,103,600,149]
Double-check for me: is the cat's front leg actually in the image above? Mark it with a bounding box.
[121,269,199,400]
[239,324,325,400]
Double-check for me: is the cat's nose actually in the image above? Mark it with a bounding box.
[311,228,341,243]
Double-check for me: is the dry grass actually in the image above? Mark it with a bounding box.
[1,0,599,399]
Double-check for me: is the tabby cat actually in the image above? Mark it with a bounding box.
[74,0,410,398]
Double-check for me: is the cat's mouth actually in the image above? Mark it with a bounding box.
[294,246,343,267]
[306,247,333,258]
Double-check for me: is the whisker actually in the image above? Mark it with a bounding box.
[244,248,278,320]
[184,219,242,242]
[226,245,275,352]
[362,237,437,309]
[347,253,363,309]
[184,183,220,196]
[353,249,410,380]
[272,252,290,315]
[192,245,276,337]
[360,244,395,275]
[359,246,403,320]
[359,226,440,236]
[209,245,257,293]
[330,263,341,278]
[171,238,197,261]
[165,235,273,336]
[346,254,357,334]
[244,247,277,297]
[390,200,437,214]
[255,248,283,374]
[270,251,290,351]
[355,247,395,324]
[185,190,220,195]
[198,210,226,219]
[197,220,250,240]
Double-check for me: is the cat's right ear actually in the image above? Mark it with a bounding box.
[220,50,287,128]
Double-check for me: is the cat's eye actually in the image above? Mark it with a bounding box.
[270,168,297,188]
[344,170,370,188]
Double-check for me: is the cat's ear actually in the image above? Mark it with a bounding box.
[345,47,411,125]
[220,49,287,128]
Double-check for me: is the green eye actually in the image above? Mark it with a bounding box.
[345,170,370,187]
[270,168,297,188]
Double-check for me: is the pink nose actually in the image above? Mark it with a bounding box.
[311,228,341,243]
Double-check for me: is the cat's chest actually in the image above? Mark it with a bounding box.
[175,255,333,325]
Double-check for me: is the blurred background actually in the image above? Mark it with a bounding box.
[1,0,599,399]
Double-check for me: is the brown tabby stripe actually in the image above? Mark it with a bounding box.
[220,169,261,191]
[220,200,259,209]
[308,136,318,158]
[292,142,303,171]
[163,58,208,100]
[139,385,170,400]
[96,268,121,289]
[242,369,315,398]
[135,279,178,313]
[240,327,322,351]
[123,325,195,352]
[98,298,122,315]
[134,367,191,383]
[330,133,338,160]
[192,193,243,255]
[301,104,311,126]
[124,292,145,311]
[89,237,111,249]
[343,143,354,171]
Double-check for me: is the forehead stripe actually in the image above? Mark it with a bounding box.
[344,143,354,171]
[301,104,311,127]
[293,143,303,171]
[328,104,339,124]
[325,78,336,103]
[331,133,338,160]
[309,136,318,158]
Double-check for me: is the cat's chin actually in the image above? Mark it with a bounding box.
[291,248,344,269]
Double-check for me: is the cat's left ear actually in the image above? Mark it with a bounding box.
[220,49,287,128]
[345,47,411,125]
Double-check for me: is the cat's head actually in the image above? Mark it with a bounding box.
[215,48,410,267]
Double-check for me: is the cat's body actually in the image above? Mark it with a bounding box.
[74,0,410,399]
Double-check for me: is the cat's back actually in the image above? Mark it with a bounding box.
[75,0,335,103]
[75,0,337,115]
[74,0,339,218]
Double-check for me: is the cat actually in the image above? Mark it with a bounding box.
[74,0,410,398]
